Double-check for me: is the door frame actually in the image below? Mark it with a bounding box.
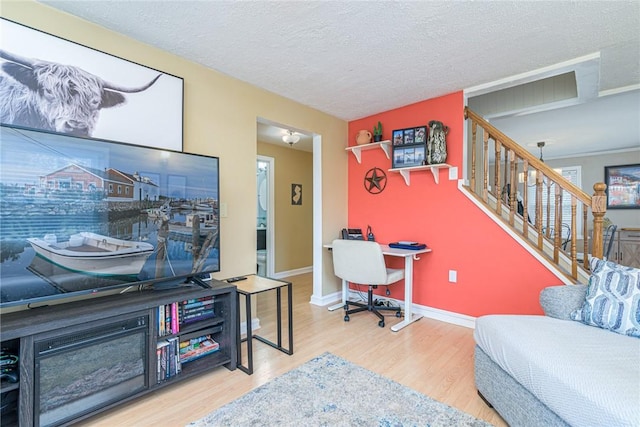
[257,155,275,277]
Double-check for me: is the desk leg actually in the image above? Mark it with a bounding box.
[327,278,348,311]
[391,255,423,332]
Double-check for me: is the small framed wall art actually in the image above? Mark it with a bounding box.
[604,163,640,209]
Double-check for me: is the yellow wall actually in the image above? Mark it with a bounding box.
[257,142,313,273]
[2,1,347,296]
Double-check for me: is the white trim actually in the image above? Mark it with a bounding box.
[312,134,324,306]
[257,155,275,277]
[464,53,600,97]
[541,146,640,161]
[332,290,478,329]
[599,84,640,98]
[239,317,261,336]
[310,290,341,307]
[271,265,313,280]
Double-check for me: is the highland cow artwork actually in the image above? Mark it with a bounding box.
[0,18,183,150]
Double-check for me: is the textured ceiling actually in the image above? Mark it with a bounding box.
[37,1,640,157]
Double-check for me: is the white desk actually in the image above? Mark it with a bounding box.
[325,243,431,332]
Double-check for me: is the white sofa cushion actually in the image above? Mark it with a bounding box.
[474,315,640,427]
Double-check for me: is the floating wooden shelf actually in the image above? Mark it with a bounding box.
[345,140,391,164]
[388,163,452,185]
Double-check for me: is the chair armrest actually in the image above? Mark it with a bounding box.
[539,284,587,320]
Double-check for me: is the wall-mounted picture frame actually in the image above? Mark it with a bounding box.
[604,163,640,209]
[414,126,427,144]
[392,144,426,169]
[291,183,302,205]
[0,18,184,151]
[392,129,404,145]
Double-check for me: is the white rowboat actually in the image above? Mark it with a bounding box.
[27,232,154,277]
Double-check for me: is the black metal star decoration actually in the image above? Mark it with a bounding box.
[364,167,387,194]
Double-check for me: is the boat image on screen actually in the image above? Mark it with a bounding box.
[27,232,155,277]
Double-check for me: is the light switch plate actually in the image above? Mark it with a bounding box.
[448,270,457,283]
[220,202,228,218]
[449,167,458,181]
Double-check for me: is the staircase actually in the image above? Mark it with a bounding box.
[463,107,607,284]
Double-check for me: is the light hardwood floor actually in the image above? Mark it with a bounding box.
[79,272,507,426]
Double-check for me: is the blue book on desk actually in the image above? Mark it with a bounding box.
[389,242,427,250]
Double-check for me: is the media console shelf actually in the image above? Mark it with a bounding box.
[0,280,236,427]
[345,140,391,164]
[388,163,452,185]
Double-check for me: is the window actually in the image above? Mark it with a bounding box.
[526,166,582,237]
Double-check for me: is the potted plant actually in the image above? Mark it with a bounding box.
[373,121,383,142]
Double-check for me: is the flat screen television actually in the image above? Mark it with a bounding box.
[0,125,220,310]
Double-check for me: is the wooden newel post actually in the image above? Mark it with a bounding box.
[591,182,607,259]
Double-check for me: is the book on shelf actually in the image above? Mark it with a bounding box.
[156,337,181,382]
[157,302,181,336]
[179,334,220,364]
[181,297,215,310]
[179,297,216,324]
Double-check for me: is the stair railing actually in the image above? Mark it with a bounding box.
[464,107,607,280]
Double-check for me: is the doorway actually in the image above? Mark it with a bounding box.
[257,155,274,277]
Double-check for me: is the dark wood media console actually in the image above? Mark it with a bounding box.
[0,279,237,426]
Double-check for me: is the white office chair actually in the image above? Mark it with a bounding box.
[331,239,404,327]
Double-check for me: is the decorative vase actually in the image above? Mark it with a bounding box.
[427,121,449,164]
[356,130,372,145]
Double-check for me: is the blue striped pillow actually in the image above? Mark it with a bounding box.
[570,258,640,338]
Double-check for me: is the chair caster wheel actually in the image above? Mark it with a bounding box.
[395,311,402,318]
[378,320,385,327]
[344,315,350,322]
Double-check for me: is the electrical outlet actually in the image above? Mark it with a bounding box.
[448,270,457,283]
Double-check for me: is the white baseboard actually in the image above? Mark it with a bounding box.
[271,265,313,280]
[239,317,261,336]
[310,290,341,306]
[323,290,478,329]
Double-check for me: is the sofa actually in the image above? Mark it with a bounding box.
[474,258,640,427]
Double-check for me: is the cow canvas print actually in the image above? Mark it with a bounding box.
[0,18,183,151]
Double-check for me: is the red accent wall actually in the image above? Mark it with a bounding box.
[347,92,561,316]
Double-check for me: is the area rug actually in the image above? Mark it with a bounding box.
[188,352,492,427]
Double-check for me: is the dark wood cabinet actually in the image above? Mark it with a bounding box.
[0,279,236,426]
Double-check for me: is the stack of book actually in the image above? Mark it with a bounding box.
[179,334,220,364]
[156,337,180,382]
[179,296,216,326]
[158,302,179,336]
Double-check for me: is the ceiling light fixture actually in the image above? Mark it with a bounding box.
[282,130,300,146]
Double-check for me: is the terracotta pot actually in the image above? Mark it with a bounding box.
[356,130,372,145]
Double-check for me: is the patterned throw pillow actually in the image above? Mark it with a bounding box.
[570,257,640,338]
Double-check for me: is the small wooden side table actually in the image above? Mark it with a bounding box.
[234,275,293,374]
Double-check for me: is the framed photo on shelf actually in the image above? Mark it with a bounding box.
[392,129,404,145]
[403,128,415,145]
[604,163,640,209]
[414,126,427,144]
[392,144,426,169]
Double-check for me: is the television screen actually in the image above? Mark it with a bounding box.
[0,125,220,309]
